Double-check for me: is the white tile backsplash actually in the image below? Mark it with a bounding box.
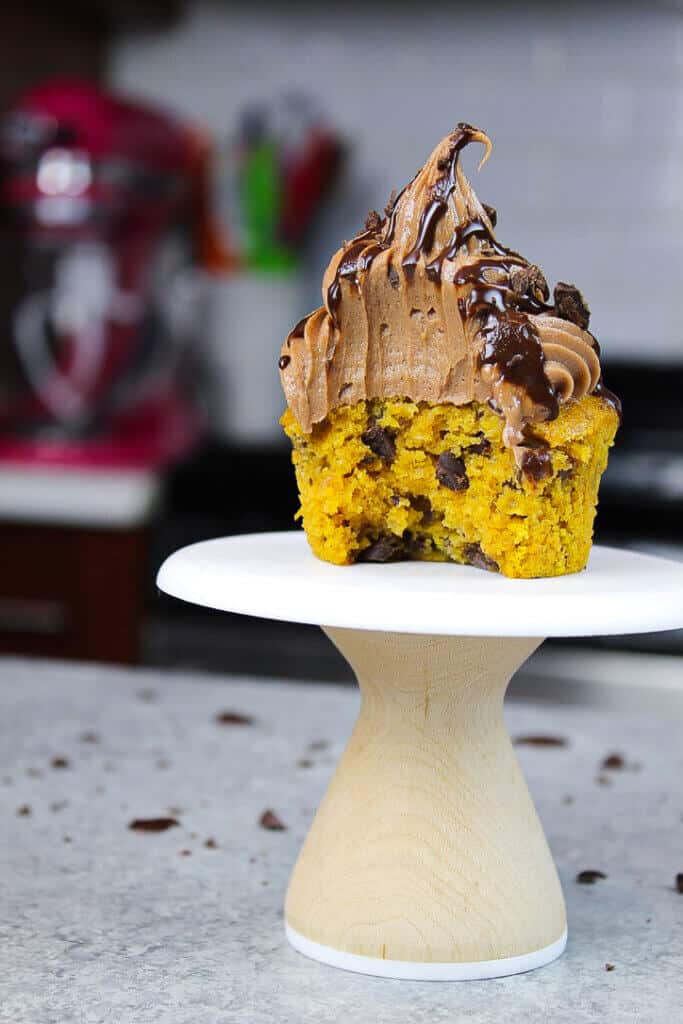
[109,0,683,361]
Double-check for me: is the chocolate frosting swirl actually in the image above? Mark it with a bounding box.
[280,124,618,441]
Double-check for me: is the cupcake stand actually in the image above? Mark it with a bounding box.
[158,532,683,981]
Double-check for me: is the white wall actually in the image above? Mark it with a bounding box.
[110,0,683,362]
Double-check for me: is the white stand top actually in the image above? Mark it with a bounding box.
[157,531,683,638]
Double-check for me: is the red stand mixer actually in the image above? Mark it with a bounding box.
[0,79,204,469]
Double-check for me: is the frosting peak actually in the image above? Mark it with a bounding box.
[280,124,618,439]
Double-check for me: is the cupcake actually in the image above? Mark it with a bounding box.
[279,124,619,578]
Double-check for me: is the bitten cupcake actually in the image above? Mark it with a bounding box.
[279,124,619,579]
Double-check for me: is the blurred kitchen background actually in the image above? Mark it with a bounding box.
[0,0,681,685]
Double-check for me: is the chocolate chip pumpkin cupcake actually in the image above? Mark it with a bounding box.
[279,124,619,578]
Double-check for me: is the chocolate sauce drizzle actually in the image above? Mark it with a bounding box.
[402,124,483,280]
[479,312,559,418]
[320,122,618,426]
[286,314,312,348]
[326,179,411,326]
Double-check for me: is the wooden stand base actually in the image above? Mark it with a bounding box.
[285,629,567,978]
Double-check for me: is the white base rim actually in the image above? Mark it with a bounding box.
[285,924,567,981]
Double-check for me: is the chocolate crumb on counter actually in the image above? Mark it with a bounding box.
[308,740,329,752]
[204,838,218,849]
[605,963,616,972]
[215,711,254,726]
[576,869,607,884]
[554,282,591,330]
[179,849,191,857]
[16,804,31,817]
[601,752,625,770]
[675,873,683,894]
[297,758,313,769]
[79,731,99,744]
[464,543,499,573]
[129,817,179,833]
[51,756,69,770]
[514,735,568,748]
[436,452,469,491]
[361,424,396,463]
[137,688,158,703]
[596,774,612,786]
[260,810,286,831]
[357,534,404,562]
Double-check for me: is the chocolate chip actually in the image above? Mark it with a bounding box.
[364,209,383,233]
[483,203,497,228]
[129,817,179,833]
[357,534,404,562]
[514,735,568,748]
[520,447,553,482]
[388,264,399,289]
[464,543,499,573]
[409,494,433,523]
[554,282,591,330]
[402,530,424,556]
[51,757,69,770]
[510,263,549,302]
[576,869,607,884]
[601,753,625,770]
[215,711,254,726]
[361,424,396,463]
[676,873,683,893]
[278,354,291,370]
[436,452,469,491]
[465,435,492,456]
[260,809,286,831]
[384,189,398,218]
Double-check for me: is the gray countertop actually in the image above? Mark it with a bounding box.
[1,655,682,1024]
